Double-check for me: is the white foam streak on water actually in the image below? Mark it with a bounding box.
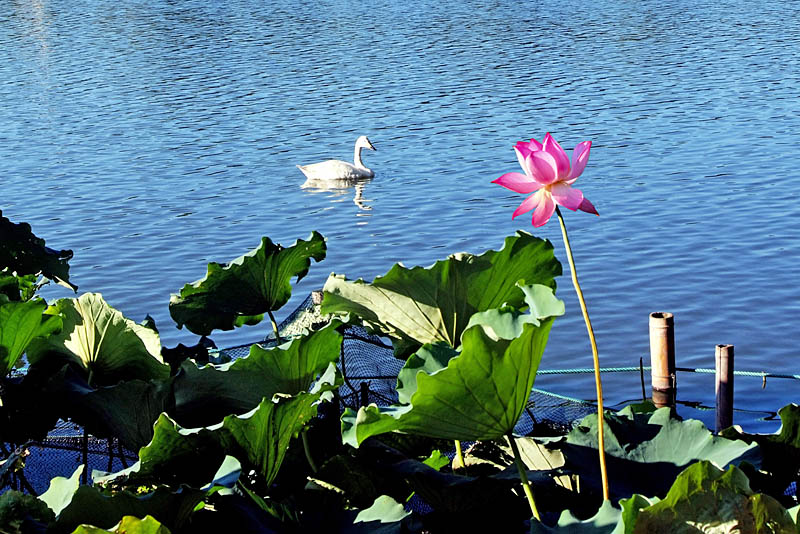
[1,0,799,430]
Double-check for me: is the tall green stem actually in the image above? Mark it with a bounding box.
[555,206,610,501]
[267,310,281,344]
[507,433,541,521]
[454,439,465,471]
[301,430,318,473]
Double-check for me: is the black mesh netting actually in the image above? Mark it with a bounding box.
[2,420,136,495]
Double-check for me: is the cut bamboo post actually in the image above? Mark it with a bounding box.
[715,344,734,433]
[649,312,676,409]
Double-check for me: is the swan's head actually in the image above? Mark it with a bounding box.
[356,135,376,151]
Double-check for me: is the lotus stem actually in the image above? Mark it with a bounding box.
[454,439,465,472]
[507,433,541,521]
[267,310,282,344]
[301,429,318,473]
[266,309,317,473]
[555,206,609,501]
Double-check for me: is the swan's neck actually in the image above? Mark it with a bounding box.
[354,145,366,168]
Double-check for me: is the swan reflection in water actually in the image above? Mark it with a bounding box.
[300,176,374,211]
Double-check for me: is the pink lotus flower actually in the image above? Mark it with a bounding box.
[492,133,598,227]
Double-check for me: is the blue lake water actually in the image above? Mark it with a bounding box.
[2,0,799,432]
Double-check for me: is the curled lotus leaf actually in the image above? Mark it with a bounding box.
[322,231,561,357]
[169,232,326,336]
[341,283,563,446]
[0,210,76,291]
[25,293,168,386]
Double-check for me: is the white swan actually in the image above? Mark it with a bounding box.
[296,136,376,180]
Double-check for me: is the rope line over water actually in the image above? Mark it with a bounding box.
[539,365,800,381]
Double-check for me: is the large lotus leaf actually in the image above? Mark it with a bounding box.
[169,232,326,336]
[721,403,800,499]
[387,457,554,516]
[25,293,169,386]
[46,365,174,451]
[171,322,342,427]
[341,284,562,446]
[542,403,761,501]
[118,393,322,489]
[0,210,76,291]
[0,296,61,376]
[41,457,240,534]
[71,515,172,534]
[322,231,561,357]
[629,461,795,534]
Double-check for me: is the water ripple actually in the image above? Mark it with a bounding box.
[2,0,799,431]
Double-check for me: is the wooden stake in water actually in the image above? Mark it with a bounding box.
[649,312,676,409]
[715,344,734,433]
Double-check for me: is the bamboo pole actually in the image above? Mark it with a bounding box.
[649,312,676,409]
[715,344,734,433]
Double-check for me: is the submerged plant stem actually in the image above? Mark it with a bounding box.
[555,206,609,501]
[507,433,541,521]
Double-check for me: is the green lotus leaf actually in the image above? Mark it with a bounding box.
[387,457,545,516]
[171,322,342,427]
[46,365,174,451]
[422,450,450,471]
[0,271,38,301]
[629,461,795,534]
[721,403,800,501]
[117,393,322,489]
[0,296,62,376]
[0,210,76,291]
[25,293,169,386]
[540,403,761,500]
[322,231,561,357]
[41,457,239,534]
[354,495,411,524]
[169,232,327,336]
[529,500,629,534]
[341,284,562,446]
[302,494,419,534]
[39,464,84,517]
[71,515,172,534]
[788,504,800,527]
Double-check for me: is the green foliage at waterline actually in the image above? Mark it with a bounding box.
[0,214,799,533]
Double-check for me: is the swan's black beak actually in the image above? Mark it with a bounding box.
[368,140,376,151]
